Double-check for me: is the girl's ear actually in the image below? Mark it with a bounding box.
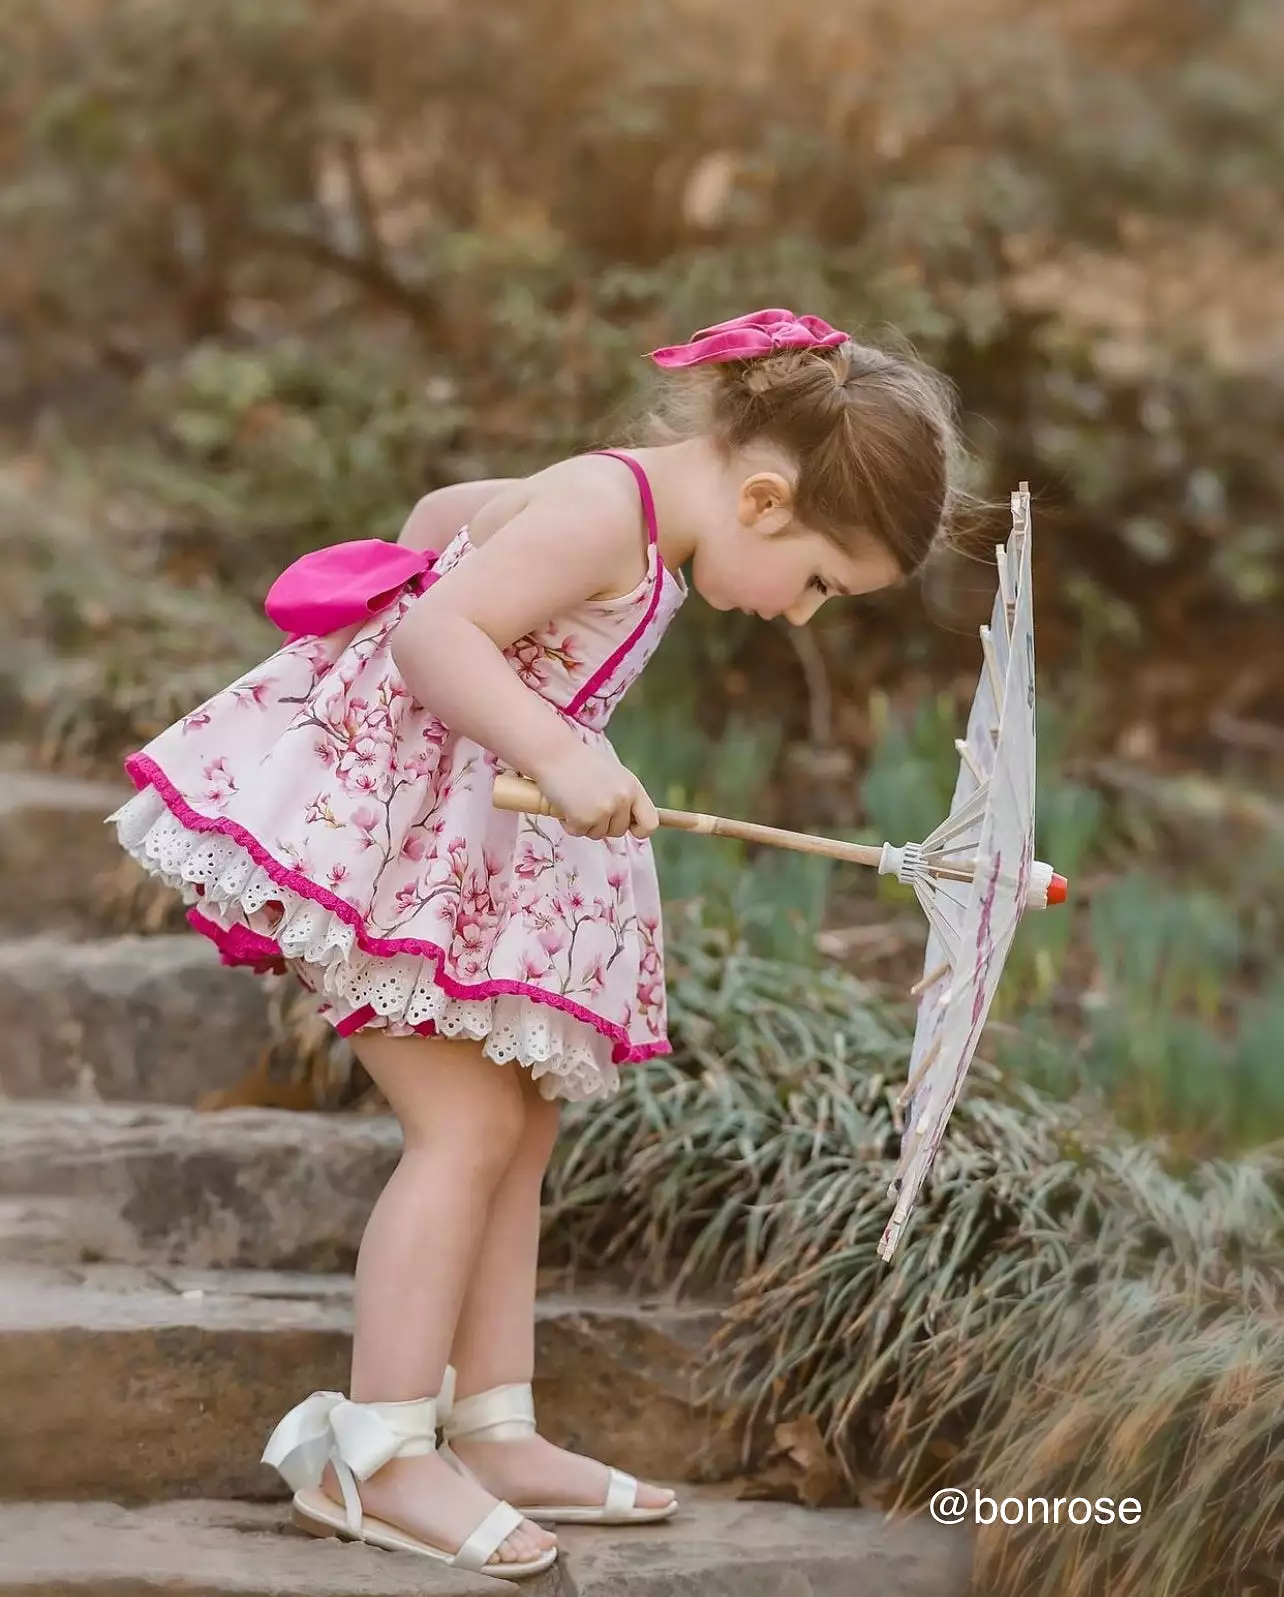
[737,471,795,531]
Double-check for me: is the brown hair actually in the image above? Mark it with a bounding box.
[643,337,964,576]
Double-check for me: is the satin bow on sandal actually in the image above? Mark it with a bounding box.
[438,1366,679,1526]
[261,1388,556,1579]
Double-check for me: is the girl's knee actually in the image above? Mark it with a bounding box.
[401,1061,527,1176]
[468,1076,528,1169]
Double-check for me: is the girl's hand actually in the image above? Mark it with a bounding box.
[536,745,660,841]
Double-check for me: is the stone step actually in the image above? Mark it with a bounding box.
[0,936,271,1104]
[0,760,132,937]
[0,1263,732,1503]
[0,1197,85,1265]
[0,1494,972,1597]
[0,1102,397,1271]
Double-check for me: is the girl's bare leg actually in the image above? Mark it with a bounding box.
[448,1071,674,1512]
[322,1032,556,1566]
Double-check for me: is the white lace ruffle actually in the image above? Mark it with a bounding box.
[110,788,620,1103]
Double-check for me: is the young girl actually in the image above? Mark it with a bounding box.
[109,308,961,1579]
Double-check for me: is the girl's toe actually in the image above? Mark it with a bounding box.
[520,1521,556,1556]
[493,1521,554,1566]
[637,1482,676,1510]
[493,1531,527,1566]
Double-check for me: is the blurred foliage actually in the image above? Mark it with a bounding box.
[613,687,837,964]
[4,0,1283,752]
[1013,863,1284,1154]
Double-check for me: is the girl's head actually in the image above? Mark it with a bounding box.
[645,309,963,624]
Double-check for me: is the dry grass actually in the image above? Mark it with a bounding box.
[974,1289,1284,1593]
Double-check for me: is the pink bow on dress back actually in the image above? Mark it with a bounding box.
[648,307,849,369]
[265,540,439,638]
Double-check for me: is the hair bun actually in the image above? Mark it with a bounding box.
[730,349,850,419]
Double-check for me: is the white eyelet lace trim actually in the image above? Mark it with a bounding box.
[111,788,620,1103]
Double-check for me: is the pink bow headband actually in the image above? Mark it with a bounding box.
[648,307,849,369]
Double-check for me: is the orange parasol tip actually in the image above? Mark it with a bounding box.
[1048,873,1069,906]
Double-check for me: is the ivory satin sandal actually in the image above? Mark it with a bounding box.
[438,1368,679,1526]
[261,1389,557,1580]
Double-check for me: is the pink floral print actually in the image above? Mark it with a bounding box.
[113,515,686,1083]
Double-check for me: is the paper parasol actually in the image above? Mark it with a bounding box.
[874,482,1060,1260]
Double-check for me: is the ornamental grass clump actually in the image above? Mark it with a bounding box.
[549,919,1284,1597]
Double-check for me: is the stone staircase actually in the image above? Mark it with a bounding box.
[0,759,972,1595]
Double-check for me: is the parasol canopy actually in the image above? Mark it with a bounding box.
[875,482,1058,1259]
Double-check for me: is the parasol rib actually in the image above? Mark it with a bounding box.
[979,626,1005,717]
[954,738,985,783]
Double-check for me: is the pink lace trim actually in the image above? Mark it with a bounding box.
[126,752,670,1067]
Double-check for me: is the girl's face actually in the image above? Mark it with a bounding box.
[691,471,902,624]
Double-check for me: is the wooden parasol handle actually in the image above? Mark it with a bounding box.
[491,773,885,869]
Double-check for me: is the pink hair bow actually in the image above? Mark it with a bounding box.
[648,307,849,369]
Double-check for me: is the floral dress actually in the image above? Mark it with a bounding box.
[109,453,686,1101]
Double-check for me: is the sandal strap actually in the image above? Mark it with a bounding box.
[604,1467,640,1515]
[332,1396,439,1466]
[262,1391,439,1535]
[444,1381,537,1444]
[453,1499,525,1573]
[438,1363,457,1429]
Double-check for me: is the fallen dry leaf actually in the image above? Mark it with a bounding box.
[735,1416,849,1509]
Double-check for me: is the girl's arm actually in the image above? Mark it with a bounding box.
[390,466,658,837]
[396,479,519,552]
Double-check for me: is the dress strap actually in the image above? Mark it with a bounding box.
[591,451,659,547]
[562,451,667,723]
